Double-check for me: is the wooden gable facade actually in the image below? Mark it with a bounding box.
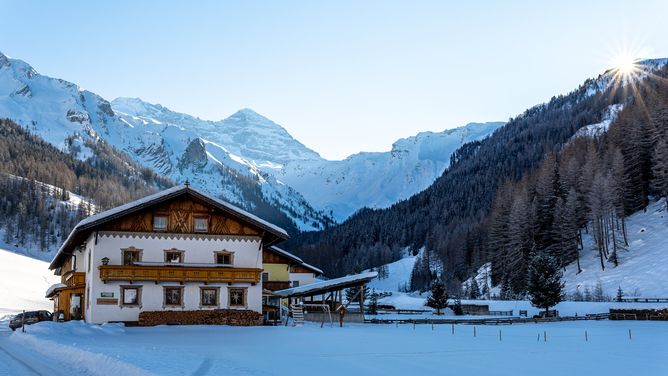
[97,194,262,237]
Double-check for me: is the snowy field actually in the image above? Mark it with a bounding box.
[0,249,59,318]
[0,320,666,376]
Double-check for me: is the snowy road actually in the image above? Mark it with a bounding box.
[0,329,93,376]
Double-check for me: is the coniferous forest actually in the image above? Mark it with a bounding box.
[287,65,668,295]
[0,119,172,252]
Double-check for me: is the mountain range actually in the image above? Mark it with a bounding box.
[0,51,502,231]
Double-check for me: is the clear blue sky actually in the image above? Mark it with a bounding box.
[2,0,667,160]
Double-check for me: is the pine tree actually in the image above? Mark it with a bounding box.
[593,281,606,302]
[616,286,624,302]
[469,277,480,300]
[345,285,370,303]
[526,252,564,316]
[651,136,668,208]
[425,282,449,315]
[368,289,379,315]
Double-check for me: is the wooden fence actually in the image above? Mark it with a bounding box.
[364,313,610,325]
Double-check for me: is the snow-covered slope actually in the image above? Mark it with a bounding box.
[0,249,59,317]
[563,199,668,298]
[367,250,420,292]
[278,122,504,220]
[571,104,624,140]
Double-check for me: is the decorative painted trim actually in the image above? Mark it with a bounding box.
[99,231,261,243]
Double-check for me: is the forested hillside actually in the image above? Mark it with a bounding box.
[0,119,172,255]
[484,65,668,298]
[287,62,668,292]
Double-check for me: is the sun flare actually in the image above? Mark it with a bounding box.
[612,54,637,75]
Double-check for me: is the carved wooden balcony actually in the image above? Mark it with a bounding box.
[99,264,262,284]
[63,272,86,287]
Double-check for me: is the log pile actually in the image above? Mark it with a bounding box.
[138,309,263,326]
[609,308,668,320]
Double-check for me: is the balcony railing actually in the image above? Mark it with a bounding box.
[99,264,262,284]
[63,272,86,287]
[263,281,291,291]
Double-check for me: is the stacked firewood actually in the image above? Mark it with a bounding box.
[138,309,263,326]
[609,308,668,320]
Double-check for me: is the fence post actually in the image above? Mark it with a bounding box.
[628,329,632,340]
[585,330,588,342]
[473,326,477,338]
[451,323,454,335]
[499,329,502,341]
[431,323,434,331]
[413,320,415,330]
[21,310,25,333]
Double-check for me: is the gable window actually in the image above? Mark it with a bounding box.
[194,217,208,233]
[121,286,141,306]
[262,272,269,282]
[164,286,183,306]
[153,215,168,231]
[122,248,142,265]
[229,287,246,307]
[164,249,184,263]
[215,251,234,265]
[200,287,219,307]
[292,280,300,288]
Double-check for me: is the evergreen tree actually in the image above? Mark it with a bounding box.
[425,282,449,315]
[616,286,624,302]
[368,289,379,315]
[526,252,564,316]
[345,285,370,303]
[651,136,668,208]
[469,277,480,300]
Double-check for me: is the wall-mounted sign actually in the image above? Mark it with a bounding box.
[100,292,114,298]
[97,298,118,305]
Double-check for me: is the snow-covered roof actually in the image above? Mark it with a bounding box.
[275,271,378,298]
[267,246,303,264]
[299,262,324,276]
[45,283,67,298]
[50,184,288,270]
[265,246,324,276]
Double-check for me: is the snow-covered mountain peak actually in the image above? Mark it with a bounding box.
[0,52,38,80]
[111,97,323,165]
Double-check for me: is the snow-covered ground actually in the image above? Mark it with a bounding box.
[563,199,668,298]
[367,250,419,292]
[0,248,59,318]
[1,320,666,375]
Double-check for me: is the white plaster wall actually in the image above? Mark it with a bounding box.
[86,232,263,324]
[289,272,316,287]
